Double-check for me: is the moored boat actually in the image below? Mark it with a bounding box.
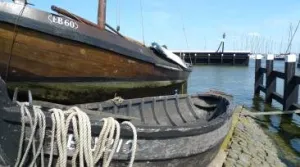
[274,54,286,60]
[0,79,233,167]
[0,0,191,104]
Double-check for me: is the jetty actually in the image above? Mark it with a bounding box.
[171,50,250,66]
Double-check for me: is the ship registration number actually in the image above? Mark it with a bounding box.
[48,15,79,29]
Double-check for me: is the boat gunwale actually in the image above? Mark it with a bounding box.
[0,92,235,139]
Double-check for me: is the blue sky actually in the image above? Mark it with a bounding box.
[24,0,300,52]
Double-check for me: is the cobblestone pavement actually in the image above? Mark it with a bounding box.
[223,113,287,167]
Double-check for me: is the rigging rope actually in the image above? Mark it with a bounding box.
[179,8,192,65]
[15,103,137,167]
[4,4,27,81]
[139,0,145,45]
[116,0,121,31]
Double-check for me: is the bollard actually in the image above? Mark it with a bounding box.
[254,54,263,96]
[265,54,276,103]
[283,54,299,111]
[194,53,197,64]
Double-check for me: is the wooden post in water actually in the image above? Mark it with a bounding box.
[297,53,300,68]
[233,54,236,65]
[97,0,106,30]
[254,54,263,96]
[208,54,211,64]
[221,54,224,64]
[283,54,299,111]
[265,54,276,103]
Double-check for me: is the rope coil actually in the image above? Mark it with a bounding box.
[15,103,137,167]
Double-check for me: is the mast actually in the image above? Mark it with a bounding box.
[97,0,106,30]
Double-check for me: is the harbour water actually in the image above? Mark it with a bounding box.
[187,59,300,166]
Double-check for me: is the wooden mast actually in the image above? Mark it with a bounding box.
[97,0,106,30]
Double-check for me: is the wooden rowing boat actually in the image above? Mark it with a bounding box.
[0,0,191,104]
[0,79,233,167]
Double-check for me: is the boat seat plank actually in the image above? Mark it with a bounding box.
[192,98,217,109]
[128,103,143,124]
[164,99,184,126]
[141,101,158,126]
[178,97,197,123]
[153,98,171,126]
[186,97,207,120]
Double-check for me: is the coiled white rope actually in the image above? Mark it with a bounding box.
[15,104,137,167]
[14,103,46,167]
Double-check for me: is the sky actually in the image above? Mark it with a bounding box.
[17,0,300,53]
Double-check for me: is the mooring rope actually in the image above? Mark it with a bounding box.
[15,104,137,167]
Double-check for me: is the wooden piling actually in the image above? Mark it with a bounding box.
[221,54,224,64]
[254,55,263,96]
[233,54,236,65]
[265,54,276,103]
[283,54,299,111]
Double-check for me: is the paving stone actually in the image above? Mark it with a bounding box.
[236,159,250,167]
[223,161,235,167]
[250,157,262,165]
[247,146,257,155]
[241,147,252,155]
[261,162,271,167]
[230,143,242,152]
[225,157,236,164]
[238,140,248,147]
[228,150,239,159]
[265,155,276,165]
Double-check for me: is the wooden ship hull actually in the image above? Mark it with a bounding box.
[0,1,191,103]
[0,79,234,167]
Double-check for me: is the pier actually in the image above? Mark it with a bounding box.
[171,50,250,66]
[254,54,300,110]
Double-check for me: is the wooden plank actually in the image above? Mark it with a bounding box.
[272,92,283,104]
[272,71,285,79]
[259,85,266,93]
